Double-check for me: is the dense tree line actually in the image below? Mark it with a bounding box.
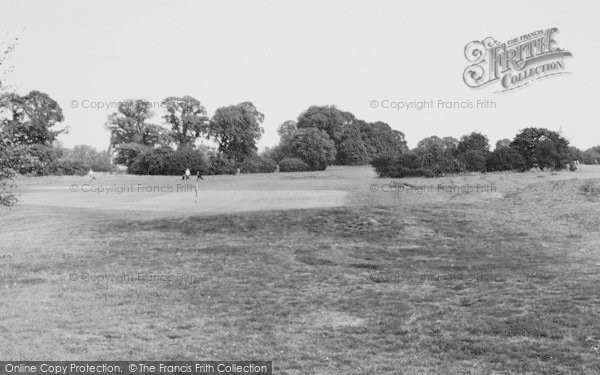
[262,105,408,170]
[372,128,586,178]
[2,37,600,207]
[107,102,408,175]
[106,98,270,175]
[1,86,599,206]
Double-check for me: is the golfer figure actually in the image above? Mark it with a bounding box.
[88,169,95,181]
[196,170,204,181]
[184,168,191,181]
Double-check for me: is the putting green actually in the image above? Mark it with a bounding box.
[21,187,348,213]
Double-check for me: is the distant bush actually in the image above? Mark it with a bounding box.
[582,146,600,165]
[371,152,434,178]
[260,146,287,163]
[486,147,527,172]
[394,167,435,178]
[168,147,209,175]
[21,144,113,175]
[510,128,570,170]
[279,157,311,172]
[458,150,488,172]
[44,159,88,176]
[238,154,277,173]
[370,154,397,177]
[128,146,208,175]
[207,153,238,175]
[128,146,172,175]
[66,145,113,172]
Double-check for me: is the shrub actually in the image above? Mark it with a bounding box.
[391,166,434,178]
[44,159,88,176]
[238,154,277,173]
[371,152,435,178]
[128,146,172,175]
[486,147,527,172]
[64,145,113,173]
[279,157,311,172]
[128,146,209,175]
[167,147,209,175]
[457,150,488,172]
[113,143,149,168]
[260,146,288,163]
[371,154,397,177]
[207,152,238,175]
[582,147,600,165]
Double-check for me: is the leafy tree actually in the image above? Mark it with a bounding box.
[260,146,287,163]
[510,128,570,170]
[455,133,490,172]
[415,136,461,175]
[237,153,278,173]
[106,100,163,146]
[0,37,25,206]
[288,128,336,170]
[208,102,265,163]
[167,146,209,175]
[19,143,62,174]
[279,157,311,172]
[495,139,511,150]
[582,146,600,164]
[105,99,166,166]
[534,138,570,170]
[457,150,488,172]
[128,146,173,175]
[296,105,354,145]
[371,152,434,178]
[162,96,208,147]
[0,127,25,206]
[567,146,583,162]
[486,147,526,172]
[115,143,152,169]
[1,91,66,145]
[280,109,408,166]
[357,120,408,160]
[336,123,369,165]
[206,150,238,175]
[457,132,490,153]
[265,120,298,162]
[0,36,18,93]
[278,120,297,143]
[44,159,88,176]
[66,145,112,172]
[0,91,67,176]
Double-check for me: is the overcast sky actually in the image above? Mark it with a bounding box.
[1,0,598,151]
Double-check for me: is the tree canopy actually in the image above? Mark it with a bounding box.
[208,102,265,163]
[162,96,209,147]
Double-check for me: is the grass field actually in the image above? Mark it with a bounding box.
[2,166,600,374]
